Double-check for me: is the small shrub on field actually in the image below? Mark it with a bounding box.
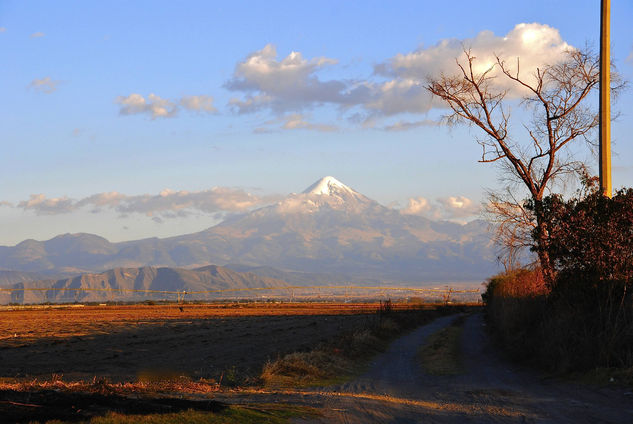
[340,329,382,357]
[261,350,350,385]
[374,317,400,339]
[219,366,244,388]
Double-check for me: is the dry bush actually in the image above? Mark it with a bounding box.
[261,350,350,385]
[483,269,549,362]
[484,268,549,299]
[0,375,220,395]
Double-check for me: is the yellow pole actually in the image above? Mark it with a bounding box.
[599,0,612,197]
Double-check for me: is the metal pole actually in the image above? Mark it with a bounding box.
[599,0,612,197]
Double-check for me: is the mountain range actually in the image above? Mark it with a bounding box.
[0,176,497,284]
[0,265,287,304]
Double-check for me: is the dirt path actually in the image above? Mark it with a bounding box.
[220,313,633,423]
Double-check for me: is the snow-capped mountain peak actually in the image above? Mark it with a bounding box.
[257,176,374,215]
[302,176,357,196]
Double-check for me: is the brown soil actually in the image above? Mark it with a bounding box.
[0,303,391,382]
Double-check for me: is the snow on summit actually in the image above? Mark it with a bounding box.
[302,176,357,196]
[262,176,374,214]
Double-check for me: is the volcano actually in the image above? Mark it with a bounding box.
[0,176,497,282]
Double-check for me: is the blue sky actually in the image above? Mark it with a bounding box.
[1,0,632,245]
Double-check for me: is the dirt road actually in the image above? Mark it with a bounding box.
[222,313,633,423]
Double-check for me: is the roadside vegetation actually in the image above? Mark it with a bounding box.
[483,186,633,382]
[1,391,317,424]
[83,404,320,424]
[418,315,466,376]
[260,303,466,387]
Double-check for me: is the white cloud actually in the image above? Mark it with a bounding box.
[28,77,61,94]
[179,95,217,113]
[437,196,480,218]
[225,44,353,114]
[282,114,337,132]
[401,197,432,215]
[116,93,216,119]
[30,32,45,38]
[16,188,281,220]
[255,113,338,133]
[115,93,178,119]
[362,79,433,116]
[76,192,127,210]
[400,195,479,220]
[225,23,573,128]
[375,23,572,106]
[18,194,75,215]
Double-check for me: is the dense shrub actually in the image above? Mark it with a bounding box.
[545,188,633,286]
[485,189,633,372]
[483,270,549,362]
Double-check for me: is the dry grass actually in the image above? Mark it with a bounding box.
[260,327,386,386]
[418,315,465,376]
[261,350,352,386]
[0,302,417,347]
[85,404,319,424]
[0,375,221,396]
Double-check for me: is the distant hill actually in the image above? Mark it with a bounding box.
[0,270,54,287]
[1,265,287,304]
[0,176,497,282]
[223,264,380,285]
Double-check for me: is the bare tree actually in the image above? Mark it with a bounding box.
[484,188,536,272]
[427,48,611,284]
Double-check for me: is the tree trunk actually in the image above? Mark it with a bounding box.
[532,198,556,286]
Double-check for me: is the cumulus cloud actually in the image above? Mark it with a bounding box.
[16,187,281,220]
[400,195,479,220]
[30,31,45,38]
[375,23,572,106]
[437,196,480,218]
[401,197,432,215]
[225,24,573,129]
[115,93,177,119]
[225,44,357,114]
[115,93,216,119]
[28,77,61,94]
